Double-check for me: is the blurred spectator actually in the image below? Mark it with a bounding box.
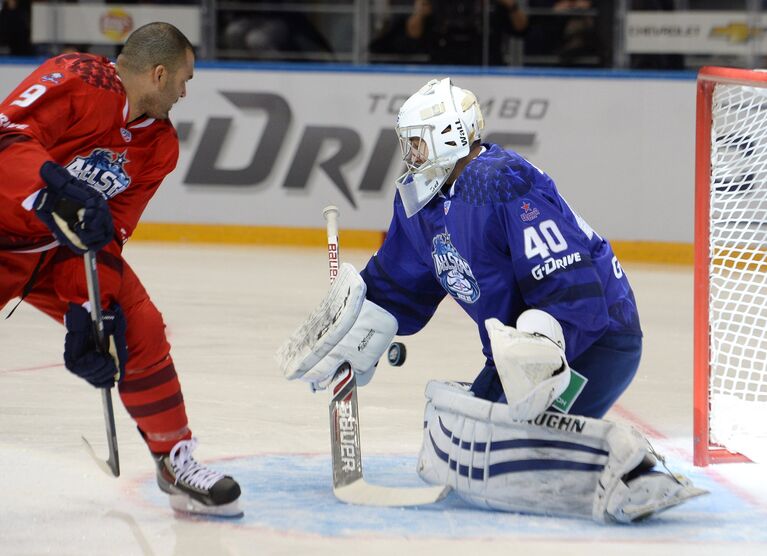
[0,0,33,56]
[369,1,428,62]
[525,0,604,66]
[219,11,335,61]
[105,1,198,3]
[553,1,598,64]
[404,0,529,66]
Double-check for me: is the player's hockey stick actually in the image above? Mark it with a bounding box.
[322,205,449,506]
[80,249,120,477]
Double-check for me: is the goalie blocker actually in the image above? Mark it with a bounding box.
[277,263,398,390]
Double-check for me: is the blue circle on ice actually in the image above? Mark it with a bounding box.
[140,453,763,542]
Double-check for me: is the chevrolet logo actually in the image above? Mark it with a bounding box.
[711,22,765,43]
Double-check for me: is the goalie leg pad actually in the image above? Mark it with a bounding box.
[417,380,706,522]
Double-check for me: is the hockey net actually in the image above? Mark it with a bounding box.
[694,67,767,466]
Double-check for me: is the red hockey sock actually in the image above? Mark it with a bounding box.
[118,356,191,453]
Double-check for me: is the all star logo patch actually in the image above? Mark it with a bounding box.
[41,72,64,85]
[64,148,131,198]
[432,233,480,304]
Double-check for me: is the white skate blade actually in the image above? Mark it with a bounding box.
[168,494,244,518]
[620,484,709,523]
[334,479,450,507]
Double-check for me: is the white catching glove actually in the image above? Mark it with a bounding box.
[276,263,398,391]
[486,309,571,420]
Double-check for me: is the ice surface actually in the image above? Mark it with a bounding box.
[1,243,765,556]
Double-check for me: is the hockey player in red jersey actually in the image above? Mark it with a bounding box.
[0,22,242,517]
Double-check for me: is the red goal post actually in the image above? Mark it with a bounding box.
[694,67,767,466]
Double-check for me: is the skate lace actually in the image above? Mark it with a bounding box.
[169,438,224,490]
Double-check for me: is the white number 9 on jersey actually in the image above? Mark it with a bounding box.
[10,84,47,108]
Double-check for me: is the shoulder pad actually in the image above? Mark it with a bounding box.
[456,145,535,206]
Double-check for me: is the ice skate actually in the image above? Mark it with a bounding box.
[154,438,242,518]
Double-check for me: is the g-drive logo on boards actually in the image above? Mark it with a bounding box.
[176,90,550,208]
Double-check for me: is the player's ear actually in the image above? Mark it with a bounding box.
[151,64,167,88]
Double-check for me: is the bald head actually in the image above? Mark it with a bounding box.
[118,22,193,75]
[116,22,195,121]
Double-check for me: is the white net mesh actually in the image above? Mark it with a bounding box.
[708,81,767,462]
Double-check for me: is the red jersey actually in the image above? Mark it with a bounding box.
[0,54,195,458]
[0,53,179,251]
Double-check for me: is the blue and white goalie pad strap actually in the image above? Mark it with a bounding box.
[417,381,707,523]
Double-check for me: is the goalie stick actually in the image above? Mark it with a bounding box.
[81,249,120,477]
[322,205,449,507]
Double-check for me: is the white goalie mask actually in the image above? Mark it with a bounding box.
[395,77,484,217]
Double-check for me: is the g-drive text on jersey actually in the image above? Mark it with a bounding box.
[531,252,582,281]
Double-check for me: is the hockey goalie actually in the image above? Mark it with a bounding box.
[279,264,706,522]
[278,76,706,522]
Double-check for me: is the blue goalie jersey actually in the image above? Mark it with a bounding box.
[360,143,642,365]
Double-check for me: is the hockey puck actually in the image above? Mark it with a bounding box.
[387,342,407,366]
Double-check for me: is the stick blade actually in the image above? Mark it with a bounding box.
[81,435,120,477]
[334,479,450,507]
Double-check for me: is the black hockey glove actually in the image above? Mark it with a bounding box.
[34,161,114,254]
[64,303,128,389]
